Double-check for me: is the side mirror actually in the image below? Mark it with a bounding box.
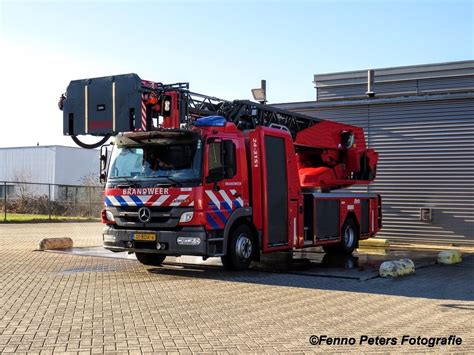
[99,172,107,184]
[99,144,110,183]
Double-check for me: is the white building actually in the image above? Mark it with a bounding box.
[0,145,99,198]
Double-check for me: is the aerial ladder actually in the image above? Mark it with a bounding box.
[60,73,378,190]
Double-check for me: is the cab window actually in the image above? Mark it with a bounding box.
[208,141,222,171]
[207,139,237,180]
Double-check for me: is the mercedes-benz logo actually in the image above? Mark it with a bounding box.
[137,207,151,223]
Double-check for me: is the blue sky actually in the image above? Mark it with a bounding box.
[0,0,472,147]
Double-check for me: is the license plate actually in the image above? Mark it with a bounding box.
[133,233,156,241]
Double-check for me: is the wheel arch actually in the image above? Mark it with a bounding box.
[223,207,260,260]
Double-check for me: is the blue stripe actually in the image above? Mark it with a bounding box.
[114,196,128,207]
[130,195,143,207]
[221,201,233,214]
[206,213,220,229]
[104,196,112,207]
[234,199,242,208]
[214,209,228,225]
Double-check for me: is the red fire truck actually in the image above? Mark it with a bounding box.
[60,74,381,270]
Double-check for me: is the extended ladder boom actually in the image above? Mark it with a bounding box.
[60,73,378,188]
[60,73,323,138]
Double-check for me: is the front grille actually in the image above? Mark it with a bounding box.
[119,206,173,213]
[119,206,175,224]
[124,216,171,224]
[110,206,193,229]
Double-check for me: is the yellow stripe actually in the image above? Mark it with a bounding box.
[112,82,116,132]
[84,85,88,134]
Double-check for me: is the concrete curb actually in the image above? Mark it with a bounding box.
[37,238,73,250]
[379,258,415,278]
[389,243,474,253]
[359,238,390,248]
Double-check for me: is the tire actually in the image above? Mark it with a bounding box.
[323,218,358,255]
[135,252,166,266]
[221,224,254,271]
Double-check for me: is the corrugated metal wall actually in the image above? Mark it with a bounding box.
[277,95,474,245]
[0,147,56,197]
[0,147,56,184]
[0,146,98,185]
[367,98,474,244]
[276,60,474,245]
[54,147,98,185]
[0,146,99,201]
[314,60,474,101]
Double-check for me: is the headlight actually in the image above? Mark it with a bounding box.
[179,211,194,223]
[105,210,115,222]
[177,237,201,246]
[103,234,116,242]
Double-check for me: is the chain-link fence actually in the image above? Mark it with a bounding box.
[0,181,103,222]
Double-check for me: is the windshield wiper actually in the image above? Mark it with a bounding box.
[140,175,183,187]
[160,176,183,187]
[109,176,139,187]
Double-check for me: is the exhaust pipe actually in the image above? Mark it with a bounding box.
[366,69,375,98]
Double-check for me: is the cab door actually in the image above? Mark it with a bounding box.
[203,136,246,231]
[250,127,301,253]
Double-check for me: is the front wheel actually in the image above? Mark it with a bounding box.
[135,252,166,266]
[221,224,254,271]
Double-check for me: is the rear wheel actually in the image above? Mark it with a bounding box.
[221,224,254,271]
[323,218,358,254]
[135,252,166,266]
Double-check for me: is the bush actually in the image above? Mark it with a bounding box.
[10,195,69,215]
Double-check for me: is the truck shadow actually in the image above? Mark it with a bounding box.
[147,253,474,302]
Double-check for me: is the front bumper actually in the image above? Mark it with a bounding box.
[103,226,224,257]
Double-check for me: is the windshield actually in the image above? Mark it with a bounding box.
[108,140,203,184]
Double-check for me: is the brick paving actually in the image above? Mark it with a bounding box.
[0,222,472,354]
